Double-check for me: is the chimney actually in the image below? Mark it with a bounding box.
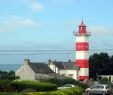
[24,59,30,65]
[68,60,71,63]
[48,59,51,63]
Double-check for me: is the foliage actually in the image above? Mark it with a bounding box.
[0,70,15,80]
[99,77,109,84]
[25,92,46,95]
[26,87,83,95]
[0,93,20,95]
[0,80,11,87]
[43,78,87,90]
[15,76,20,80]
[89,52,113,80]
[11,80,57,92]
[43,78,76,86]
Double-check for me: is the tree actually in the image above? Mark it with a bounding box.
[0,70,15,80]
[89,52,110,80]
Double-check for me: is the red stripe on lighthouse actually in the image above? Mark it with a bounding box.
[76,60,89,68]
[76,42,89,51]
[79,76,89,80]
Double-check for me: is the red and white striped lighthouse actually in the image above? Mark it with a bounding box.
[74,21,90,81]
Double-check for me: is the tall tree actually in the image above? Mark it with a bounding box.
[89,52,110,80]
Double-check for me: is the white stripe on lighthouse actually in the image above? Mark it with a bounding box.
[76,36,89,42]
[79,68,89,76]
[76,51,89,59]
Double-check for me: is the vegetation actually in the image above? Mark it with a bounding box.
[89,52,113,80]
[0,92,20,95]
[26,87,83,95]
[0,78,85,94]
[99,77,110,84]
[0,70,15,80]
[11,80,57,92]
[42,78,87,91]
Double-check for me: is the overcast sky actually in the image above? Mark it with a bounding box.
[0,0,113,64]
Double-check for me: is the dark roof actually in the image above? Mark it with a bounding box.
[53,61,76,70]
[28,62,54,73]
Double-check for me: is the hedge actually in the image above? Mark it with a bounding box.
[25,87,83,95]
[0,80,11,87]
[0,93,20,95]
[42,78,88,90]
[11,80,57,92]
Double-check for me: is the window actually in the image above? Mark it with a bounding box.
[97,86,104,89]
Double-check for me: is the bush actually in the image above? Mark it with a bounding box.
[43,78,78,87]
[99,77,110,84]
[43,78,88,91]
[25,92,46,95]
[11,80,57,92]
[0,93,20,95]
[46,91,65,95]
[0,80,11,87]
[26,87,83,95]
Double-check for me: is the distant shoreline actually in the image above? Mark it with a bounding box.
[0,64,21,71]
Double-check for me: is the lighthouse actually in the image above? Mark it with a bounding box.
[74,21,90,81]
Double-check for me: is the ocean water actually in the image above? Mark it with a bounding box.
[0,64,21,72]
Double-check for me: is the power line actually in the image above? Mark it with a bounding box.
[0,49,112,55]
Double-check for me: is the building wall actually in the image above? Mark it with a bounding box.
[35,73,54,80]
[59,70,78,80]
[48,63,59,73]
[48,63,78,80]
[16,63,35,81]
[101,75,113,82]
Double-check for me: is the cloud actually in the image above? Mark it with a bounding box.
[88,26,113,35]
[29,2,44,12]
[0,16,39,32]
[89,26,113,52]
[19,19,36,27]
[9,18,37,27]
[15,0,44,12]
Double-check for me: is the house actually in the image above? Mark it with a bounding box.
[100,75,113,82]
[16,59,79,81]
[99,72,113,82]
[48,60,80,80]
[16,59,55,81]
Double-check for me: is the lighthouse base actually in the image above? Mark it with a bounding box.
[79,76,89,81]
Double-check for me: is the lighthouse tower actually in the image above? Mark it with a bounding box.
[74,21,90,81]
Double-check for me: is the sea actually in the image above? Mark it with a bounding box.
[0,64,21,72]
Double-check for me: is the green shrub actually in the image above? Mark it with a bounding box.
[43,78,78,87]
[27,87,83,95]
[46,91,65,95]
[25,92,46,95]
[99,77,110,84]
[43,78,88,90]
[0,93,20,95]
[0,80,11,87]
[11,80,57,92]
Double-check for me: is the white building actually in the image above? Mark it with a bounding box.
[16,59,79,81]
[100,75,113,82]
[48,60,79,80]
[16,59,55,81]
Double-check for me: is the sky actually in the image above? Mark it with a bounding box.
[0,0,113,65]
